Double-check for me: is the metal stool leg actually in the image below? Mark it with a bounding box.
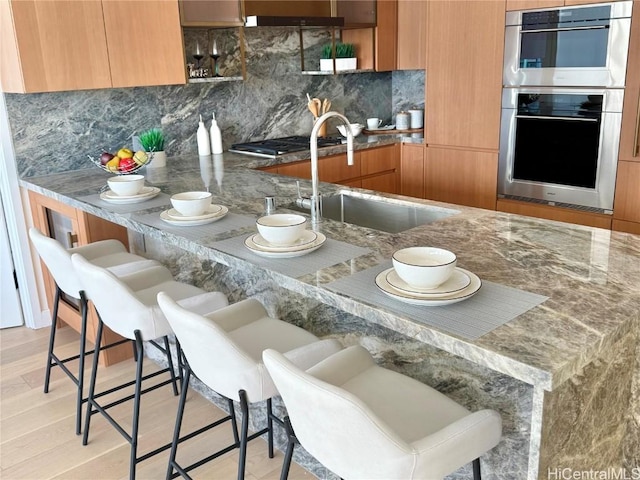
[43,286,61,394]
[237,389,250,480]
[472,458,482,480]
[267,398,275,458]
[82,315,104,446]
[279,416,296,480]
[129,329,145,480]
[163,336,179,396]
[75,291,89,435]
[166,364,191,480]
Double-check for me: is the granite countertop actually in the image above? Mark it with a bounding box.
[20,147,639,392]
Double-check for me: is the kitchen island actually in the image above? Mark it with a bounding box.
[20,148,639,480]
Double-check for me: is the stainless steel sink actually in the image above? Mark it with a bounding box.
[290,191,459,233]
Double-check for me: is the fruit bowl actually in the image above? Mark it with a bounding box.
[88,148,154,175]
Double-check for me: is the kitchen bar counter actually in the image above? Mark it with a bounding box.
[20,152,639,479]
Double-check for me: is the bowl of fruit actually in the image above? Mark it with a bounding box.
[89,147,152,175]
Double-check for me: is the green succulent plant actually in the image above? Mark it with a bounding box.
[139,128,165,152]
[321,42,355,59]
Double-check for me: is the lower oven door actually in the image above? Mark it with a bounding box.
[498,87,623,212]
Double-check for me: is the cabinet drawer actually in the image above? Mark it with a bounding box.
[360,144,399,175]
[319,153,362,182]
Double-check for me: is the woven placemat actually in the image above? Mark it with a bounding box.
[132,211,256,242]
[212,234,371,278]
[326,262,548,340]
[79,192,171,214]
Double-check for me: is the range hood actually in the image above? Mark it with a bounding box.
[244,0,348,27]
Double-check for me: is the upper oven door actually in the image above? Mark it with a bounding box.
[503,1,632,88]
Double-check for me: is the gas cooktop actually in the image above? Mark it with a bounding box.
[229,135,343,158]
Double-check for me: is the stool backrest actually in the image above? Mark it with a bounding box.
[71,253,163,340]
[157,292,262,401]
[29,227,82,298]
[263,346,415,479]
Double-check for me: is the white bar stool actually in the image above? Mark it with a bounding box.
[28,227,159,435]
[71,253,229,480]
[156,292,342,480]
[263,345,503,480]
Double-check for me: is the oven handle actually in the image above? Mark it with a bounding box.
[521,25,608,34]
[516,115,599,122]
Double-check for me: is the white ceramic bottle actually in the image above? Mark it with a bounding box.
[197,115,211,155]
[210,112,223,154]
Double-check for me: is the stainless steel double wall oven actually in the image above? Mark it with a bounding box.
[498,1,633,212]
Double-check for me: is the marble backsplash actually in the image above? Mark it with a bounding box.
[4,26,424,178]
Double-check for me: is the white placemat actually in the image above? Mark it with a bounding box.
[212,234,372,278]
[132,211,256,242]
[79,192,171,213]
[326,262,548,340]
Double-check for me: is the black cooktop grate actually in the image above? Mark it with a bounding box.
[230,135,343,157]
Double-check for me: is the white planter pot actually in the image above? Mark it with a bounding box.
[320,58,357,72]
[147,150,166,169]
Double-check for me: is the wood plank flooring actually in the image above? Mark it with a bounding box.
[0,325,315,480]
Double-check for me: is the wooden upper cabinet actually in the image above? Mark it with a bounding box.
[396,0,427,70]
[1,0,111,93]
[102,1,186,88]
[618,0,640,162]
[179,0,243,26]
[425,1,505,150]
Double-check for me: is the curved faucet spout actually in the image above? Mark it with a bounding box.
[310,111,354,225]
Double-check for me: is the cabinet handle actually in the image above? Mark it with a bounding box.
[634,91,640,157]
[67,232,78,246]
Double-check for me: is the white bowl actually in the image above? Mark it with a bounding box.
[107,175,145,196]
[256,214,307,246]
[392,247,457,290]
[336,123,364,138]
[170,191,212,217]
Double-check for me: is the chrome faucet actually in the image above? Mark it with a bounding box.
[308,111,354,225]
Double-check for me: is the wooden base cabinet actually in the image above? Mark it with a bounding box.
[400,143,425,198]
[612,161,640,233]
[497,198,613,229]
[424,147,498,210]
[28,190,133,366]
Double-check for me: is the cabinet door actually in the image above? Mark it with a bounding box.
[102,0,186,88]
[424,147,498,210]
[277,161,312,179]
[396,0,427,70]
[362,172,398,194]
[618,2,640,162]
[2,0,111,93]
[319,152,362,182]
[425,1,505,150]
[179,0,243,26]
[613,161,640,223]
[400,143,425,198]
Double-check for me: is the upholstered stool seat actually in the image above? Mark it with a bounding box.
[157,292,342,480]
[28,227,159,435]
[263,345,503,480]
[71,254,229,480]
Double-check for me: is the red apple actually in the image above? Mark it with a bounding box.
[118,157,136,172]
[100,152,114,166]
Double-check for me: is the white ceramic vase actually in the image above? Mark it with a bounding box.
[147,150,167,168]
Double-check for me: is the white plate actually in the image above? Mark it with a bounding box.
[375,267,481,306]
[251,230,318,251]
[367,124,396,131]
[244,232,326,258]
[160,206,228,226]
[166,204,223,221]
[100,187,161,204]
[385,268,471,297]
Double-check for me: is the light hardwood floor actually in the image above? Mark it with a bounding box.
[0,324,315,480]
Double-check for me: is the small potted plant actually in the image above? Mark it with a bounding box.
[320,42,357,72]
[139,128,166,168]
